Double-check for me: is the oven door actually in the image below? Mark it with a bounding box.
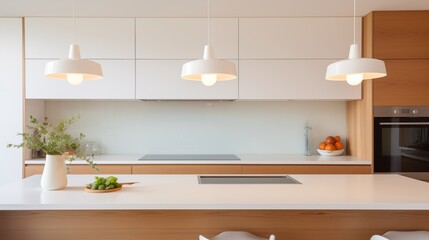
[374,117,429,172]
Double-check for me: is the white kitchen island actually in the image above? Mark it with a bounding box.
[0,174,428,240]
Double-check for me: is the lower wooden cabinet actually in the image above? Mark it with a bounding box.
[25,164,371,177]
[25,165,132,177]
[242,165,371,174]
[132,165,242,174]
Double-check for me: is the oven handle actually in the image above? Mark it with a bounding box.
[379,122,429,126]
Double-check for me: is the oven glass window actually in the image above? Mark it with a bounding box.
[375,117,429,172]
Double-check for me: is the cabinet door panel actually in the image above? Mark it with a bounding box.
[240,18,361,59]
[132,165,242,174]
[136,60,238,100]
[373,60,429,106]
[239,60,361,100]
[26,60,135,99]
[25,18,135,59]
[373,11,429,59]
[242,165,371,174]
[136,18,238,59]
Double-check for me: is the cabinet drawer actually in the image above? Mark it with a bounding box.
[25,164,132,177]
[242,165,371,174]
[132,165,242,174]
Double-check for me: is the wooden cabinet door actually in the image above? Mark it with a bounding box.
[373,60,429,106]
[239,18,360,59]
[25,18,135,59]
[26,59,135,99]
[239,60,361,100]
[132,165,242,174]
[373,11,429,59]
[136,18,238,59]
[242,165,371,174]
[25,165,132,177]
[136,60,238,100]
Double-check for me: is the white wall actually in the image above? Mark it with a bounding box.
[45,100,346,155]
[0,18,23,185]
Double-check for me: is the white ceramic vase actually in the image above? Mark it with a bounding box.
[40,154,68,190]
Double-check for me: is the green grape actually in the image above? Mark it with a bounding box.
[109,184,115,189]
[98,184,106,190]
[91,184,98,190]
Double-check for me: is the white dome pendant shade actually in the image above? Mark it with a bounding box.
[44,0,103,86]
[45,44,103,86]
[325,43,387,86]
[325,0,386,86]
[181,45,237,86]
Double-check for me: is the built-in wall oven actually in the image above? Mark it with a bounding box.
[374,107,429,175]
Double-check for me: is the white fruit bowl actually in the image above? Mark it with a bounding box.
[317,148,344,156]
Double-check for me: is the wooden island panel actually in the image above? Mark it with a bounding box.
[0,210,428,240]
[24,164,132,177]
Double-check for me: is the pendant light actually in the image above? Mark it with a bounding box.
[325,0,386,86]
[181,0,237,87]
[45,0,103,86]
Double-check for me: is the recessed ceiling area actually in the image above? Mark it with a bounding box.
[0,0,428,17]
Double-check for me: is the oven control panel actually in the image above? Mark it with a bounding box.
[375,107,429,117]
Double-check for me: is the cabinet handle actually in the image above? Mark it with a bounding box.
[379,122,429,126]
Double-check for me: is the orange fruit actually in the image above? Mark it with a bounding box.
[325,136,336,145]
[325,143,336,151]
[319,142,327,150]
[334,136,341,142]
[335,142,344,150]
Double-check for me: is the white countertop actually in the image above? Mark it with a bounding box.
[1,174,428,210]
[25,154,370,165]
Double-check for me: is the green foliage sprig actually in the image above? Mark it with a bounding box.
[7,115,98,171]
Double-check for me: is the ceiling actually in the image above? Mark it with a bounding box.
[0,0,428,18]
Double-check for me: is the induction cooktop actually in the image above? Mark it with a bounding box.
[139,154,241,161]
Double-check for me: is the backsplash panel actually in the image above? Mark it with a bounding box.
[45,101,346,155]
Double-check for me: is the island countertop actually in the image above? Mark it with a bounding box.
[1,174,428,210]
[25,154,371,165]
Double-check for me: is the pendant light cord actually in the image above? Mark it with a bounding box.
[207,0,210,46]
[73,0,76,44]
[353,0,356,44]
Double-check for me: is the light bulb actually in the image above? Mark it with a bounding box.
[201,74,217,87]
[66,73,84,86]
[346,73,364,86]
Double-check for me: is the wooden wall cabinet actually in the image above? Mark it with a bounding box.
[373,60,429,106]
[372,11,429,59]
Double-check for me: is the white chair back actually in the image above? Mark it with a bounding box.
[199,231,275,240]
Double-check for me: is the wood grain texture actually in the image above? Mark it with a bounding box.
[345,13,374,168]
[0,210,428,240]
[25,164,132,177]
[132,165,242,174]
[242,165,371,174]
[373,11,429,59]
[373,60,429,106]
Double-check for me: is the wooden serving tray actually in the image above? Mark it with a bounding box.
[83,182,138,193]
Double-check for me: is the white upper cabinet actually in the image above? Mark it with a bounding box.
[136,60,238,100]
[25,18,135,59]
[26,60,135,99]
[239,60,361,100]
[239,18,361,59]
[136,18,238,59]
